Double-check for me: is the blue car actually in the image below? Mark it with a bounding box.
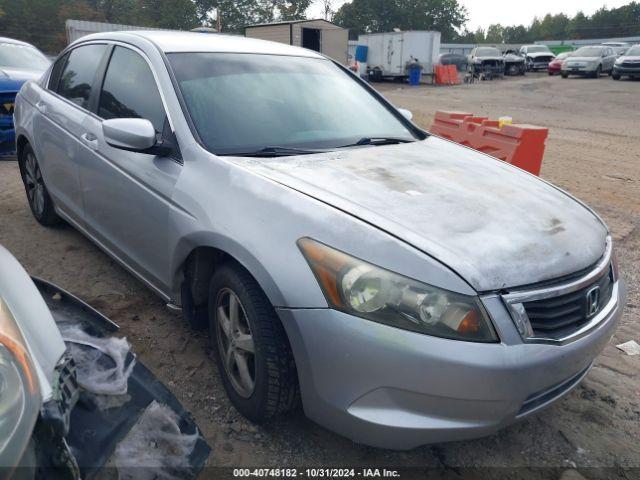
[0,37,50,156]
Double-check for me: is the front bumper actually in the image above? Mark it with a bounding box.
[278,280,625,450]
[0,124,15,156]
[529,61,551,70]
[613,66,640,76]
[563,65,598,76]
[0,91,17,156]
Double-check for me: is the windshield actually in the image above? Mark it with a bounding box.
[574,46,604,57]
[527,46,551,53]
[168,53,417,156]
[625,46,640,56]
[0,43,50,70]
[475,48,501,57]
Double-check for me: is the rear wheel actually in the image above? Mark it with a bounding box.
[561,72,568,78]
[209,263,299,422]
[19,144,60,226]
[612,72,621,80]
[592,65,601,78]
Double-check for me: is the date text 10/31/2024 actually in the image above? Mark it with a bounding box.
[232,469,401,478]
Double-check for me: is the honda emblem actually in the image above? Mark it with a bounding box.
[585,286,600,318]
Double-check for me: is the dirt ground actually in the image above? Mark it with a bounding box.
[0,73,638,478]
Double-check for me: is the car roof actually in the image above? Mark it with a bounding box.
[0,36,33,47]
[75,30,325,59]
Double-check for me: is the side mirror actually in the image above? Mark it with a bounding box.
[398,108,413,121]
[103,118,160,154]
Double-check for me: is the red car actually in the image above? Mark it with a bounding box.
[548,52,572,75]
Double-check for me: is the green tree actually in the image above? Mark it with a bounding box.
[484,24,504,43]
[502,25,531,43]
[333,0,467,41]
[538,13,569,40]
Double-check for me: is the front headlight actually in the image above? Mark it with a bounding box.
[0,297,40,467]
[298,238,497,342]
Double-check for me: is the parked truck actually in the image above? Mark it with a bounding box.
[357,31,441,81]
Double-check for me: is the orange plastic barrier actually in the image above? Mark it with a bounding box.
[434,65,461,85]
[430,111,549,176]
[434,65,447,85]
[446,65,460,85]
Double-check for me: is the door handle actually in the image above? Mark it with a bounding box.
[35,101,47,114]
[81,132,99,150]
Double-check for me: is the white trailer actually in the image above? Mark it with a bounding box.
[358,31,441,80]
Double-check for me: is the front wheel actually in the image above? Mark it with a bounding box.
[561,72,568,78]
[612,73,621,80]
[19,144,61,226]
[209,263,299,422]
[592,65,602,78]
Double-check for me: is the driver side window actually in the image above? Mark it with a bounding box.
[98,46,166,133]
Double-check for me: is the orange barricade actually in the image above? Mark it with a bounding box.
[434,65,447,85]
[447,65,460,85]
[430,111,548,176]
[434,65,461,85]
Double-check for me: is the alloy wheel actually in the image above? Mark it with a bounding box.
[24,152,45,217]
[215,288,256,398]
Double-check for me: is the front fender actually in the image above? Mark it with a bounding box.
[171,230,288,307]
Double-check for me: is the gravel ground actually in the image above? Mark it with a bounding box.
[0,72,638,478]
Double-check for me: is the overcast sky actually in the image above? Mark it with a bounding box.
[308,0,632,30]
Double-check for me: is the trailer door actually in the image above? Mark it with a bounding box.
[387,33,404,75]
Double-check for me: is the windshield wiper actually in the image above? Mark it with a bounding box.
[221,146,327,157]
[341,137,415,148]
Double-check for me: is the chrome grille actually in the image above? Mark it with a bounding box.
[501,237,618,344]
[54,351,79,429]
[523,267,614,337]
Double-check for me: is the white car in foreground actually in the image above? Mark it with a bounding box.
[0,245,209,477]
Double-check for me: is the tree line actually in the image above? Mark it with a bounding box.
[334,0,640,43]
[0,0,638,54]
[0,0,311,53]
[463,2,640,44]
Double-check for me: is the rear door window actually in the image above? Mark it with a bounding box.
[98,46,166,133]
[56,44,108,109]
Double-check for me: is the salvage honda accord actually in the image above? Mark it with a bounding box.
[13,31,625,450]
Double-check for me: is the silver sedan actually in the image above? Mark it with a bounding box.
[14,31,625,450]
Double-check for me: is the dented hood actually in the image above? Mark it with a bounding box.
[231,138,608,291]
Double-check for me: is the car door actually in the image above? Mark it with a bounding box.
[32,44,109,224]
[78,44,182,294]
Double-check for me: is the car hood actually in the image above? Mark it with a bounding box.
[504,54,524,62]
[476,56,504,62]
[527,52,554,59]
[229,138,608,292]
[619,55,640,61]
[0,67,43,91]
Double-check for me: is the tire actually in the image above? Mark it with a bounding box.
[208,263,299,422]
[592,65,601,78]
[19,143,61,226]
[561,72,568,78]
[612,73,621,80]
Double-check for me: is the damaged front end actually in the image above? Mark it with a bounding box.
[472,58,505,79]
[0,249,210,479]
